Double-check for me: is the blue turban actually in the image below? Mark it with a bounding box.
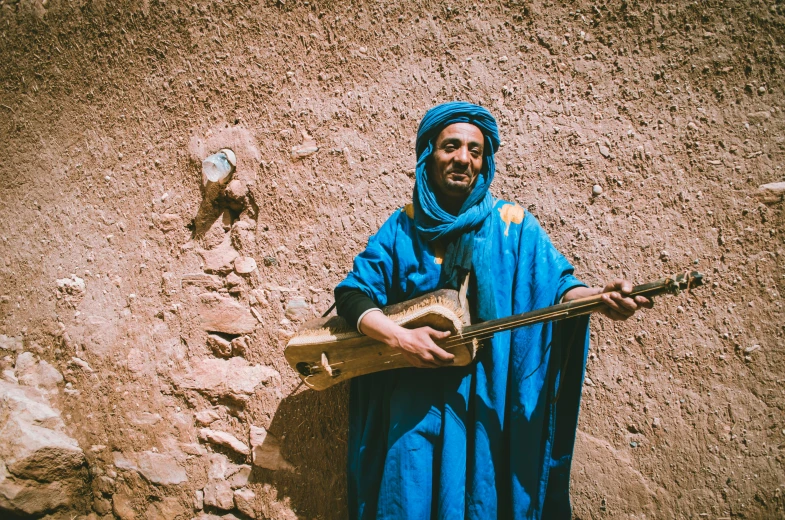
[412,101,500,289]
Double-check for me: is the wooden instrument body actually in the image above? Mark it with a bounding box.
[284,289,475,391]
[284,272,705,391]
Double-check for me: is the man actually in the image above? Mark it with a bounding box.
[334,102,651,519]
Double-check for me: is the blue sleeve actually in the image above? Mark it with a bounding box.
[524,212,587,304]
[335,211,400,307]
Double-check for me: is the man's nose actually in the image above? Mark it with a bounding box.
[454,145,470,165]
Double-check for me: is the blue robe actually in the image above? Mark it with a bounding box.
[337,199,590,519]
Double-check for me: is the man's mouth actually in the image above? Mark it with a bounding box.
[447,170,470,180]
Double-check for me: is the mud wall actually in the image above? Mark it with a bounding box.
[0,0,783,518]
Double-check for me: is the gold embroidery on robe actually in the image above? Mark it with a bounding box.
[498,203,525,236]
[432,241,445,265]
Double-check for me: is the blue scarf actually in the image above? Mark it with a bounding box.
[412,102,500,290]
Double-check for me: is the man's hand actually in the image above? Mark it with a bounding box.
[391,326,454,368]
[563,279,654,321]
[358,310,455,368]
[597,279,654,320]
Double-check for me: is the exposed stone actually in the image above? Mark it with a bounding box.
[230,336,249,357]
[128,412,162,426]
[198,235,239,274]
[598,143,611,158]
[198,429,250,456]
[94,475,115,495]
[592,184,603,196]
[112,493,136,520]
[207,453,231,480]
[225,271,243,287]
[2,369,17,384]
[249,425,294,471]
[173,357,279,405]
[15,351,35,373]
[181,273,223,292]
[94,496,112,515]
[234,487,256,518]
[234,256,257,274]
[227,464,252,489]
[17,358,63,392]
[195,408,222,426]
[194,489,204,511]
[56,274,86,298]
[207,333,233,358]
[112,451,187,486]
[0,479,74,516]
[224,179,249,207]
[197,293,257,335]
[146,496,186,519]
[70,356,93,372]
[0,381,85,483]
[135,451,188,485]
[112,451,138,472]
[757,182,785,204]
[291,140,319,159]
[203,479,234,510]
[180,442,208,456]
[0,335,23,352]
[284,297,312,321]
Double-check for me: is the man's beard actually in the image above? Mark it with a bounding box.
[443,170,475,195]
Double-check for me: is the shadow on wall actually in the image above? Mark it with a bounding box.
[252,383,350,519]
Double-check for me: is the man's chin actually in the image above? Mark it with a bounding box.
[444,181,473,195]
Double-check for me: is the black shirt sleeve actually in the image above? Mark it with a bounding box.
[334,286,379,331]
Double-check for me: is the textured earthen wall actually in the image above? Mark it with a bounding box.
[0,0,783,518]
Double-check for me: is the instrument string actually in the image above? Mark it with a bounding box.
[302,274,702,378]
[437,279,680,350]
[438,300,603,349]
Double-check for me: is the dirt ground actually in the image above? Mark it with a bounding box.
[0,0,784,518]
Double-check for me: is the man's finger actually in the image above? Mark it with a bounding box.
[422,327,451,339]
[602,293,634,316]
[607,292,638,311]
[634,295,654,308]
[615,295,639,311]
[620,279,633,294]
[430,346,455,363]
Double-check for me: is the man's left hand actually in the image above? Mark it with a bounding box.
[563,279,654,321]
[597,279,654,321]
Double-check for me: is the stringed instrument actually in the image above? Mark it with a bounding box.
[285,271,704,390]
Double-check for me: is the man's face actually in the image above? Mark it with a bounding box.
[429,123,485,202]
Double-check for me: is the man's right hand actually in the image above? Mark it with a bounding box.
[391,326,455,368]
[358,310,455,368]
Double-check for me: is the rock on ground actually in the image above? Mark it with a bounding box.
[249,425,294,472]
[0,378,87,517]
[234,487,256,518]
[173,357,279,405]
[757,181,785,204]
[112,451,188,485]
[197,293,257,335]
[203,479,234,510]
[198,428,250,456]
